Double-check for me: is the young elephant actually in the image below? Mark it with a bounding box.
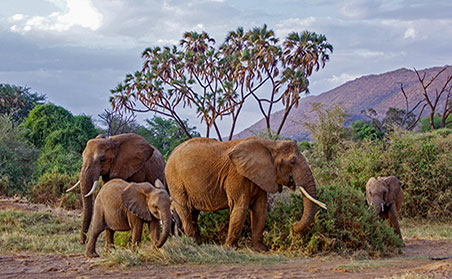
[366,176,404,243]
[85,179,172,258]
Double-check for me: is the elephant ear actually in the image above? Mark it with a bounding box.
[110,133,154,179]
[121,182,153,221]
[378,176,401,204]
[228,139,279,194]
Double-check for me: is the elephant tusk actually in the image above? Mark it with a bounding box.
[84,180,99,197]
[299,186,327,210]
[66,180,80,192]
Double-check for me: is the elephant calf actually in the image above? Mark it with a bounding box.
[85,179,172,258]
[366,176,404,243]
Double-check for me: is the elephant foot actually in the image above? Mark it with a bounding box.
[80,233,87,245]
[252,242,268,253]
[84,250,99,258]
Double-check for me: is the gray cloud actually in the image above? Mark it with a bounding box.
[1,0,451,134]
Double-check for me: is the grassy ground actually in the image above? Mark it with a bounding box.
[1,208,452,270]
[400,218,452,240]
[0,209,286,268]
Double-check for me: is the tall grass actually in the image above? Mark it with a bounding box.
[101,236,287,268]
[0,210,83,254]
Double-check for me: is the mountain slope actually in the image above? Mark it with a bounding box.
[237,65,452,140]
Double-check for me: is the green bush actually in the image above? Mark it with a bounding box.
[0,114,38,195]
[306,129,452,220]
[35,144,82,178]
[265,184,402,256]
[198,209,252,245]
[30,170,80,209]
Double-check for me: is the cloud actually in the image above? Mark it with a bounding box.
[403,27,416,39]
[8,0,102,34]
[328,73,358,86]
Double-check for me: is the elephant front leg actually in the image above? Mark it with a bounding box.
[224,205,248,249]
[388,204,404,246]
[148,220,160,245]
[250,191,268,252]
[131,221,144,246]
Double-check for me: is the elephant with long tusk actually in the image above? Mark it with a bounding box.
[165,136,326,252]
[66,133,166,244]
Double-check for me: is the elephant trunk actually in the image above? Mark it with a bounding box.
[155,209,172,248]
[293,170,318,234]
[79,166,100,244]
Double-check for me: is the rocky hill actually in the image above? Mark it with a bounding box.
[237,65,452,140]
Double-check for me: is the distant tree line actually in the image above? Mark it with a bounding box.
[0,83,198,205]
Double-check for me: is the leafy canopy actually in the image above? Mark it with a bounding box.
[0,84,46,122]
[137,116,200,159]
[111,25,332,140]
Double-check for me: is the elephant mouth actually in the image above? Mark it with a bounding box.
[287,176,296,191]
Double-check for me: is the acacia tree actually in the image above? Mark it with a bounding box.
[110,25,333,140]
[0,84,46,122]
[98,109,138,137]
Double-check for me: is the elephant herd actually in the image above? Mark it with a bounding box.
[67,133,404,258]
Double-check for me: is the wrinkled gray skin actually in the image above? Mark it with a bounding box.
[75,133,165,244]
[165,137,318,252]
[85,179,172,258]
[366,176,404,244]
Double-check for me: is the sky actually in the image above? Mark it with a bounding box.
[1,0,451,134]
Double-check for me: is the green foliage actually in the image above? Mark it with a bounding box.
[137,116,199,158]
[198,209,252,245]
[419,114,452,132]
[20,104,97,178]
[307,129,452,219]
[0,84,46,122]
[30,170,80,209]
[297,140,311,152]
[383,107,417,130]
[265,185,402,256]
[304,103,349,161]
[350,120,384,141]
[111,25,332,139]
[0,114,38,195]
[20,104,73,148]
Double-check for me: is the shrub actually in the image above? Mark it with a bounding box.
[35,144,82,178]
[265,184,403,256]
[30,170,80,209]
[385,131,452,219]
[197,209,252,246]
[0,114,38,195]
[306,129,452,220]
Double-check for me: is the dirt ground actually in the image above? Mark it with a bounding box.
[1,197,452,279]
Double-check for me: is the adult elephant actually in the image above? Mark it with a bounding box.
[165,137,324,252]
[66,133,165,244]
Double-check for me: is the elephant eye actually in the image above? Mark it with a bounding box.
[99,156,106,163]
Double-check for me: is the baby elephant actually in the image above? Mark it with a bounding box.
[85,179,172,258]
[366,176,404,243]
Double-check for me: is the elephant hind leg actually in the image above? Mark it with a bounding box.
[250,190,268,252]
[175,205,201,243]
[105,228,115,251]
